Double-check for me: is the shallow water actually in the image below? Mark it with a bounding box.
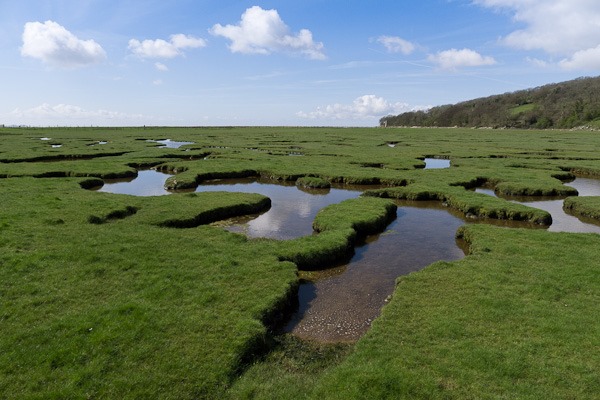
[196,179,361,240]
[97,170,172,196]
[148,139,195,148]
[475,177,600,234]
[287,204,465,342]
[424,158,450,169]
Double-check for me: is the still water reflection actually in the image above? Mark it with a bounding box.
[287,203,465,342]
[98,170,172,196]
[424,158,450,169]
[475,177,600,234]
[196,179,360,240]
[146,139,195,148]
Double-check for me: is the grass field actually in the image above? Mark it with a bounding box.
[1,126,600,398]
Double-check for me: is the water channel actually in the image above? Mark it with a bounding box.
[475,177,600,234]
[96,167,600,341]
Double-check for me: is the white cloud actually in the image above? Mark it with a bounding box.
[428,48,496,69]
[153,79,163,85]
[559,45,600,70]
[128,34,206,59]
[20,20,106,68]
[8,103,149,126]
[377,36,415,55]
[210,6,325,59]
[526,57,549,68]
[155,62,169,71]
[473,0,600,57]
[297,95,427,120]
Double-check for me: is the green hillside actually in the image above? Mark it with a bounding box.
[381,76,600,129]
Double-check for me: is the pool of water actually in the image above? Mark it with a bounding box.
[97,170,172,196]
[148,139,195,148]
[424,158,450,169]
[287,202,465,342]
[196,179,361,240]
[475,177,600,234]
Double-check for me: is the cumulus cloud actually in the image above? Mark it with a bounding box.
[377,36,415,55]
[474,0,600,70]
[210,6,325,59]
[128,34,206,59]
[474,0,600,55]
[297,95,427,120]
[428,48,496,69]
[21,20,106,68]
[559,45,600,70]
[9,103,148,126]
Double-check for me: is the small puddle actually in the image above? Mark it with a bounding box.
[148,139,194,149]
[475,177,600,234]
[97,170,172,196]
[424,158,450,169]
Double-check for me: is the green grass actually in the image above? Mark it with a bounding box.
[2,126,600,398]
[309,225,600,399]
[0,177,298,399]
[510,103,537,115]
[564,196,600,221]
[295,176,331,189]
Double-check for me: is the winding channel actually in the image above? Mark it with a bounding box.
[96,162,600,342]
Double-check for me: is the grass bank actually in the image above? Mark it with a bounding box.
[308,225,600,399]
[364,183,551,224]
[563,196,600,221]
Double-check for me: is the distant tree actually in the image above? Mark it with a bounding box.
[380,75,600,129]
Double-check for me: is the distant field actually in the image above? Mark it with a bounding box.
[1,126,599,399]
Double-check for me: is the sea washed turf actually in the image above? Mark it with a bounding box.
[309,225,600,399]
[2,126,600,398]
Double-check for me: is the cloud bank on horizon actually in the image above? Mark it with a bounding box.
[3,1,600,127]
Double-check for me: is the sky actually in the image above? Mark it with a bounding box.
[1,0,600,127]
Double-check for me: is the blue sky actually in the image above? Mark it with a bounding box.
[1,0,600,127]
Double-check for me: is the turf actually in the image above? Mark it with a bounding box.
[2,126,600,398]
[309,225,600,399]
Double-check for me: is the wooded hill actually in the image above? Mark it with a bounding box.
[381,76,600,129]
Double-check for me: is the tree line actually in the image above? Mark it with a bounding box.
[381,76,600,129]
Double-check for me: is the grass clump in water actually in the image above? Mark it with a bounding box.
[563,196,600,221]
[365,183,551,224]
[296,176,331,189]
[275,197,397,270]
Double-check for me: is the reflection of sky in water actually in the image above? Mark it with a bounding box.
[96,173,361,238]
[196,181,361,239]
[149,139,195,148]
[98,170,172,196]
[424,158,450,169]
[288,205,466,342]
[475,177,600,234]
